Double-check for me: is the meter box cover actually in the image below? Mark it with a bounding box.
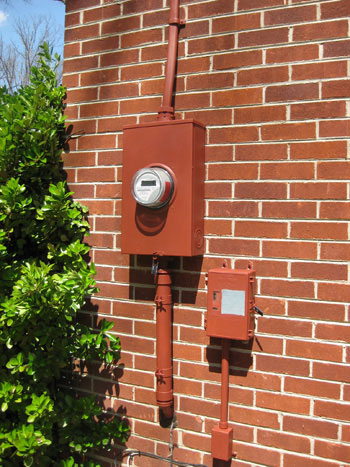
[121,119,205,257]
[206,267,256,341]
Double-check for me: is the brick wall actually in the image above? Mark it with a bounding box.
[63,0,350,465]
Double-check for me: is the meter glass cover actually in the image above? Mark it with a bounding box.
[131,167,173,208]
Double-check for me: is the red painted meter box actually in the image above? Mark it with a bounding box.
[121,119,205,257]
[206,266,256,341]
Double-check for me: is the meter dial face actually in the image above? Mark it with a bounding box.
[131,167,174,209]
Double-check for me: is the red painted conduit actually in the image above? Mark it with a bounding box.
[153,0,182,419]
[155,269,173,418]
[158,0,182,121]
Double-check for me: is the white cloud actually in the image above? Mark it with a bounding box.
[0,11,8,26]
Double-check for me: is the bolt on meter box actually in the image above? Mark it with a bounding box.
[121,119,205,257]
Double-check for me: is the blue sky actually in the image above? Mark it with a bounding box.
[0,0,65,56]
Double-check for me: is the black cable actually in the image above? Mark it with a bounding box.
[122,449,208,467]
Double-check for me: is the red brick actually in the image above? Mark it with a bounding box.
[290,182,347,200]
[143,9,168,28]
[65,24,99,42]
[316,322,350,343]
[179,19,210,39]
[213,87,262,107]
[123,0,163,15]
[256,392,310,415]
[237,65,288,86]
[324,39,350,58]
[235,105,286,124]
[185,109,232,126]
[228,405,279,429]
[208,201,258,218]
[236,143,287,161]
[101,16,140,36]
[78,134,116,151]
[235,182,287,199]
[283,415,338,439]
[318,283,350,303]
[205,181,232,198]
[323,79,350,99]
[320,120,350,138]
[188,34,235,55]
[121,28,162,48]
[188,0,235,19]
[210,126,259,144]
[83,4,121,23]
[321,242,350,261]
[175,92,210,110]
[315,439,350,463]
[290,141,347,160]
[62,73,79,88]
[238,0,284,10]
[293,20,348,41]
[204,382,254,405]
[65,12,80,28]
[121,63,162,81]
[77,167,115,183]
[262,201,316,219]
[291,261,347,281]
[261,162,314,180]
[239,27,289,47]
[266,83,319,103]
[63,56,99,73]
[66,0,99,12]
[284,453,339,467]
[82,36,119,54]
[212,12,261,33]
[257,429,310,454]
[263,240,317,260]
[320,201,350,220]
[291,101,346,121]
[318,161,350,179]
[321,0,350,20]
[258,317,312,337]
[290,221,347,240]
[208,162,258,180]
[265,5,316,26]
[292,61,348,80]
[266,44,319,64]
[260,279,315,299]
[119,97,161,115]
[286,339,343,363]
[284,376,341,399]
[80,102,117,118]
[209,238,259,256]
[187,72,233,91]
[177,56,210,74]
[256,354,310,377]
[205,219,232,236]
[262,122,316,141]
[314,362,350,383]
[100,49,139,67]
[234,441,281,466]
[64,42,80,58]
[213,50,262,70]
[235,220,287,238]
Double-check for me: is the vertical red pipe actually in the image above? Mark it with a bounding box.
[219,339,230,429]
[211,339,233,461]
[155,269,173,419]
[158,0,181,121]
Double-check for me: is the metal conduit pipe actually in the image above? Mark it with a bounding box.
[155,268,174,418]
[158,0,182,121]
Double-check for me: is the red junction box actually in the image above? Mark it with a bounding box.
[206,267,256,341]
[121,119,205,257]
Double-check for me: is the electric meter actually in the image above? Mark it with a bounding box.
[131,167,174,209]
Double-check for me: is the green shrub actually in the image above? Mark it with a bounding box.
[0,44,129,466]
